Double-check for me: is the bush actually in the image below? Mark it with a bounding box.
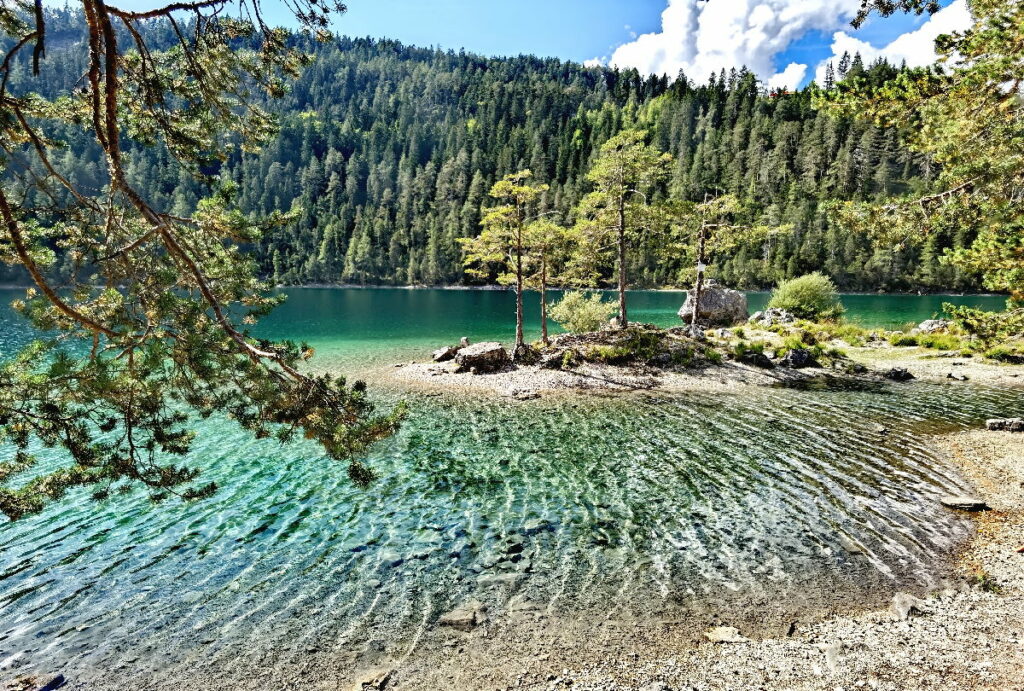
[767,273,845,320]
[888,333,919,347]
[583,344,631,364]
[549,292,615,335]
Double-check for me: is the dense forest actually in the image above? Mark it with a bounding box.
[1,10,982,292]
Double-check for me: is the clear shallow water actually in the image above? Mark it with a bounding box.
[0,288,1021,683]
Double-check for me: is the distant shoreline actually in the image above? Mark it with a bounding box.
[0,283,1008,298]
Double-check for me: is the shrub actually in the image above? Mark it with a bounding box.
[732,341,765,358]
[583,344,631,364]
[767,273,845,320]
[945,304,1024,349]
[618,327,663,362]
[548,291,615,334]
[888,333,920,347]
[917,332,964,351]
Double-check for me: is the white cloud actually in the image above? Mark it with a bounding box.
[813,0,972,83]
[602,0,972,89]
[606,0,863,86]
[767,62,807,90]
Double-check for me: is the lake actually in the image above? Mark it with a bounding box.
[0,287,1020,686]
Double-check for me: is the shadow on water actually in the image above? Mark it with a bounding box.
[770,374,892,394]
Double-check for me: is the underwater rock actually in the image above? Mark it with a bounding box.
[940,496,990,512]
[477,572,525,587]
[438,600,488,631]
[987,418,1024,432]
[455,342,511,373]
[679,282,749,326]
[523,518,553,536]
[378,549,404,568]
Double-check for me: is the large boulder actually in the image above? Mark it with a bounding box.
[455,342,510,373]
[678,282,749,326]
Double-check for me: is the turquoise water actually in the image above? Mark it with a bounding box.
[249,288,1009,369]
[0,288,1021,685]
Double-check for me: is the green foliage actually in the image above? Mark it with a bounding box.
[732,340,765,358]
[583,345,632,364]
[0,1,405,520]
[944,304,1024,349]
[548,291,615,334]
[617,327,665,362]
[767,273,846,320]
[982,345,1024,364]
[822,0,1024,303]
[0,12,981,294]
[571,129,671,324]
[888,332,920,347]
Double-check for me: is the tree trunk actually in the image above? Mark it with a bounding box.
[515,238,525,349]
[617,198,628,328]
[540,259,549,345]
[690,223,707,338]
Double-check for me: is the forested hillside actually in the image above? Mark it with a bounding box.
[1,11,982,292]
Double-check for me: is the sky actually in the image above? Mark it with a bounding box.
[101,0,972,89]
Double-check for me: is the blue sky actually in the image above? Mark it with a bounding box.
[104,0,965,87]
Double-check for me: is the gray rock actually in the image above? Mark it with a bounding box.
[523,518,554,536]
[459,336,471,347]
[455,342,511,373]
[739,351,775,369]
[353,667,393,690]
[891,592,926,620]
[884,367,915,382]
[438,600,488,631]
[780,348,818,369]
[986,418,1024,432]
[940,496,990,511]
[378,549,404,568]
[704,626,749,643]
[432,345,460,363]
[918,319,952,333]
[947,372,969,381]
[679,283,749,326]
[512,343,540,365]
[749,307,796,327]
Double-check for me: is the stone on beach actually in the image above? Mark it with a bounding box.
[917,319,951,333]
[749,307,796,327]
[986,418,1024,432]
[704,626,749,643]
[891,592,926,620]
[884,367,915,382]
[432,345,461,363]
[455,342,511,373]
